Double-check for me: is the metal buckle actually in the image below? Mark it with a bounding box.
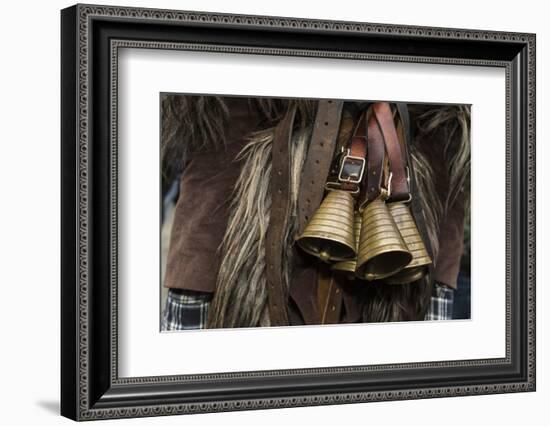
[384,172,413,203]
[337,150,366,184]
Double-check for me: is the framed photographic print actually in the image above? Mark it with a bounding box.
[60,3,536,421]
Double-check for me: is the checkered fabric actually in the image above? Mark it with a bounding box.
[162,282,455,329]
[424,282,455,321]
[161,288,212,331]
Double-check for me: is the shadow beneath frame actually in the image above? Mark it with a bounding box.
[35,400,59,416]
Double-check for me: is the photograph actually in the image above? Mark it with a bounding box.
[58,3,536,420]
[159,95,471,330]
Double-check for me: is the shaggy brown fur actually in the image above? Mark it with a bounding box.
[207,119,312,328]
[160,95,307,194]
[161,95,314,178]
[413,105,471,213]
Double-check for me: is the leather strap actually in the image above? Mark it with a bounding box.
[348,113,368,159]
[396,103,413,179]
[373,102,410,202]
[326,110,369,192]
[297,100,344,235]
[265,106,297,326]
[362,110,387,206]
[317,263,342,324]
[396,103,411,159]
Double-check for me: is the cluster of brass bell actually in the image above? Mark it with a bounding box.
[296,189,431,284]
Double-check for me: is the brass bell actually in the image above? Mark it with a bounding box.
[296,189,357,262]
[355,198,412,281]
[331,211,362,278]
[384,202,432,284]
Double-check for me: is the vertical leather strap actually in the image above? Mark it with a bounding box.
[290,101,345,325]
[265,106,297,326]
[396,103,413,183]
[330,110,368,193]
[297,100,344,235]
[362,110,387,205]
[373,102,410,202]
[317,263,343,324]
[348,112,368,159]
[396,103,411,157]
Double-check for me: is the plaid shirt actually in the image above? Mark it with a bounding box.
[424,282,455,321]
[161,289,212,331]
[161,282,455,330]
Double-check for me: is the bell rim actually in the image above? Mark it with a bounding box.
[297,236,356,262]
[355,250,412,281]
[384,266,429,284]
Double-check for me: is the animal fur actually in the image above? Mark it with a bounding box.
[207,119,312,328]
[160,95,303,194]
[414,105,471,213]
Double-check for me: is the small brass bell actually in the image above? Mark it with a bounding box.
[296,189,356,262]
[355,198,412,281]
[384,202,432,284]
[331,211,362,278]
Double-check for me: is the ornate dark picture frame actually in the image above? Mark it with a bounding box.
[61,3,536,421]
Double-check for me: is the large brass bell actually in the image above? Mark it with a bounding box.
[296,189,356,262]
[384,202,432,284]
[355,198,412,281]
[331,211,362,278]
